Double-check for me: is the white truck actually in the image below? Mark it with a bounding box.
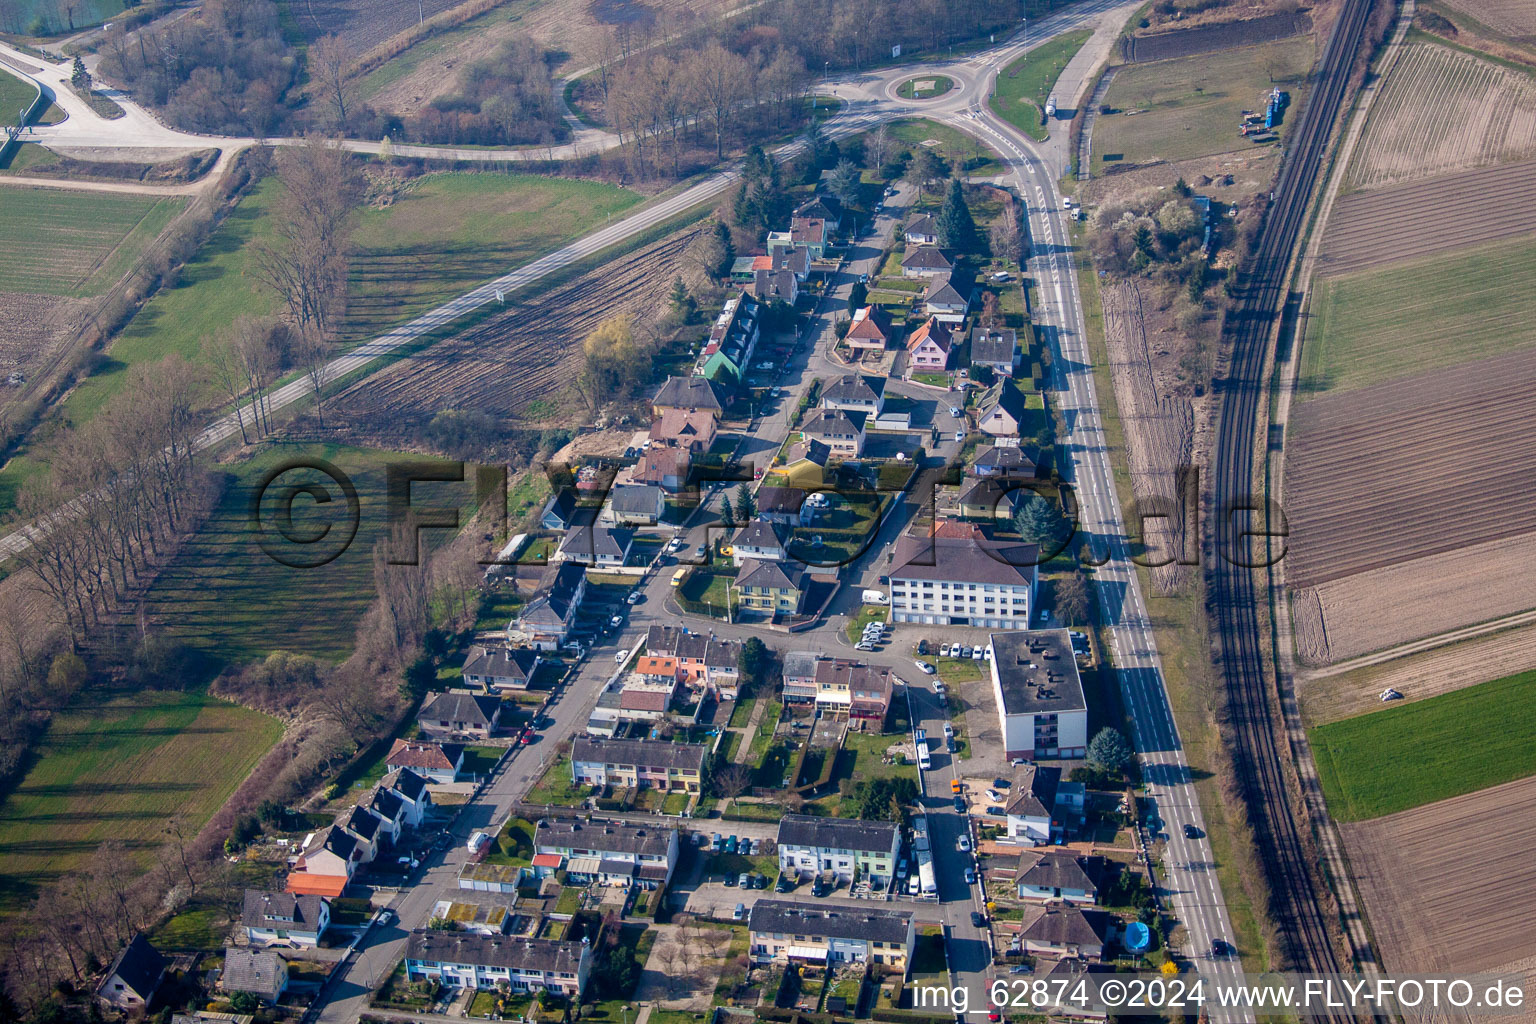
[914,728,931,771]
[466,831,492,861]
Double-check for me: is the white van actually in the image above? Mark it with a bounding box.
[861,589,889,605]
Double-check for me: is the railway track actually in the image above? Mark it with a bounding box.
[1207,0,1377,1008]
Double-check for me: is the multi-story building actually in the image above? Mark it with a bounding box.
[748,901,915,972]
[571,737,707,792]
[642,625,742,697]
[801,408,865,458]
[905,317,952,374]
[887,535,1037,628]
[533,818,680,889]
[776,814,900,887]
[988,630,1089,761]
[732,559,807,615]
[515,560,587,650]
[812,660,894,726]
[404,931,591,997]
[555,524,633,568]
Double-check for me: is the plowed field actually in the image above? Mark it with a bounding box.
[1284,346,1536,588]
[292,0,470,49]
[1317,158,1536,275]
[1440,0,1536,37]
[1346,42,1536,190]
[331,225,702,420]
[1343,774,1536,976]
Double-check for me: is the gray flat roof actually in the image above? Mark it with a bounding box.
[989,630,1087,716]
[748,899,912,945]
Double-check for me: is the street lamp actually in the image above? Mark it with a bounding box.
[621,1004,631,1024]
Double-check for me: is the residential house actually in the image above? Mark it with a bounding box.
[555,524,633,568]
[781,650,823,706]
[971,444,1039,480]
[340,803,396,860]
[286,825,360,898]
[649,408,717,453]
[905,317,953,375]
[404,931,592,997]
[970,327,1020,377]
[822,374,886,416]
[776,244,811,281]
[1017,852,1101,904]
[789,215,829,259]
[702,292,762,373]
[988,630,1089,761]
[753,267,799,305]
[534,817,681,889]
[887,534,1038,628]
[418,692,503,739]
[643,625,743,697]
[516,560,587,649]
[905,213,939,245]
[978,378,1028,439]
[802,407,865,458]
[958,477,1029,521]
[1018,905,1111,960]
[780,438,832,485]
[540,489,577,530]
[243,890,331,947]
[96,934,167,1010]
[571,737,707,792]
[731,518,788,565]
[812,660,895,726]
[652,375,726,417]
[385,740,465,785]
[796,194,844,231]
[606,484,665,526]
[732,559,807,615]
[1002,763,1065,844]
[749,901,915,972]
[379,767,433,827]
[843,305,894,356]
[777,815,901,887]
[901,244,953,278]
[922,273,970,324]
[616,675,678,720]
[221,948,288,1005]
[632,446,690,492]
[460,645,542,692]
[758,486,812,527]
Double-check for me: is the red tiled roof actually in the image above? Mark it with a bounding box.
[532,853,564,868]
[285,873,348,898]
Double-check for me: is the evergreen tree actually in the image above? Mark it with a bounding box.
[713,220,735,278]
[734,482,757,523]
[70,54,91,91]
[848,281,868,311]
[1087,727,1134,774]
[938,178,979,253]
[1012,493,1068,550]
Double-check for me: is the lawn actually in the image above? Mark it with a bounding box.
[1298,233,1536,399]
[1310,668,1536,822]
[840,731,918,785]
[0,689,282,917]
[139,443,478,668]
[526,755,585,806]
[846,603,890,644]
[7,0,124,33]
[460,745,503,779]
[0,187,185,297]
[0,68,39,122]
[934,656,985,685]
[989,29,1092,142]
[881,117,1006,178]
[1092,35,1314,170]
[897,75,955,99]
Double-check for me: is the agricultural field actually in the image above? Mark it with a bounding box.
[1343,773,1536,979]
[1119,9,1310,63]
[1284,346,1536,589]
[989,30,1091,141]
[1292,532,1536,664]
[0,689,281,916]
[1345,42,1536,190]
[293,0,472,50]
[1439,0,1536,39]
[1299,618,1536,726]
[141,444,477,667]
[1311,668,1536,821]
[0,0,123,34]
[358,0,741,115]
[330,221,703,423]
[1091,34,1313,172]
[1298,232,1536,396]
[0,188,185,298]
[1317,157,1536,275]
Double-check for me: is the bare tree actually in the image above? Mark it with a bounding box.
[694,41,747,159]
[308,34,358,129]
[714,761,752,799]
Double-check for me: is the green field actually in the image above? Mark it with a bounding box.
[355,0,545,101]
[0,689,281,916]
[141,443,479,667]
[897,75,955,100]
[0,67,40,120]
[0,188,185,298]
[1299,233,1536,398]
[1311,668,1536,822]
[882,117,1005,178]
[6,0,124,34]
[990,30,1091,142]
[1092,35,1314,170]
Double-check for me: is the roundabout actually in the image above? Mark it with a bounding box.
[895,74,958,100]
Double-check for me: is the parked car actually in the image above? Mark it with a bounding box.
[738,872,751,888]
[953,796,966,812]
[711,833,723,850]
[915,639,929,655]
[939,643,952,657]
[957,835,971,853]
[964,867,976,885]
[949,406,961,418]
[970,910,986,927]
[775,875,792,892]
[986,789,1004,803]
[626,591,642,604]
[614,649,630,664]
[856,642,877,652]
[942,723,954,737]
[723,873,737,887]
[734,903,746,921]
[959,646,972,659]
[954,431,966,443]
[609,613,624,627]
[915,660,936,675]
[725,836,739,854]
[934,681,948,695]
